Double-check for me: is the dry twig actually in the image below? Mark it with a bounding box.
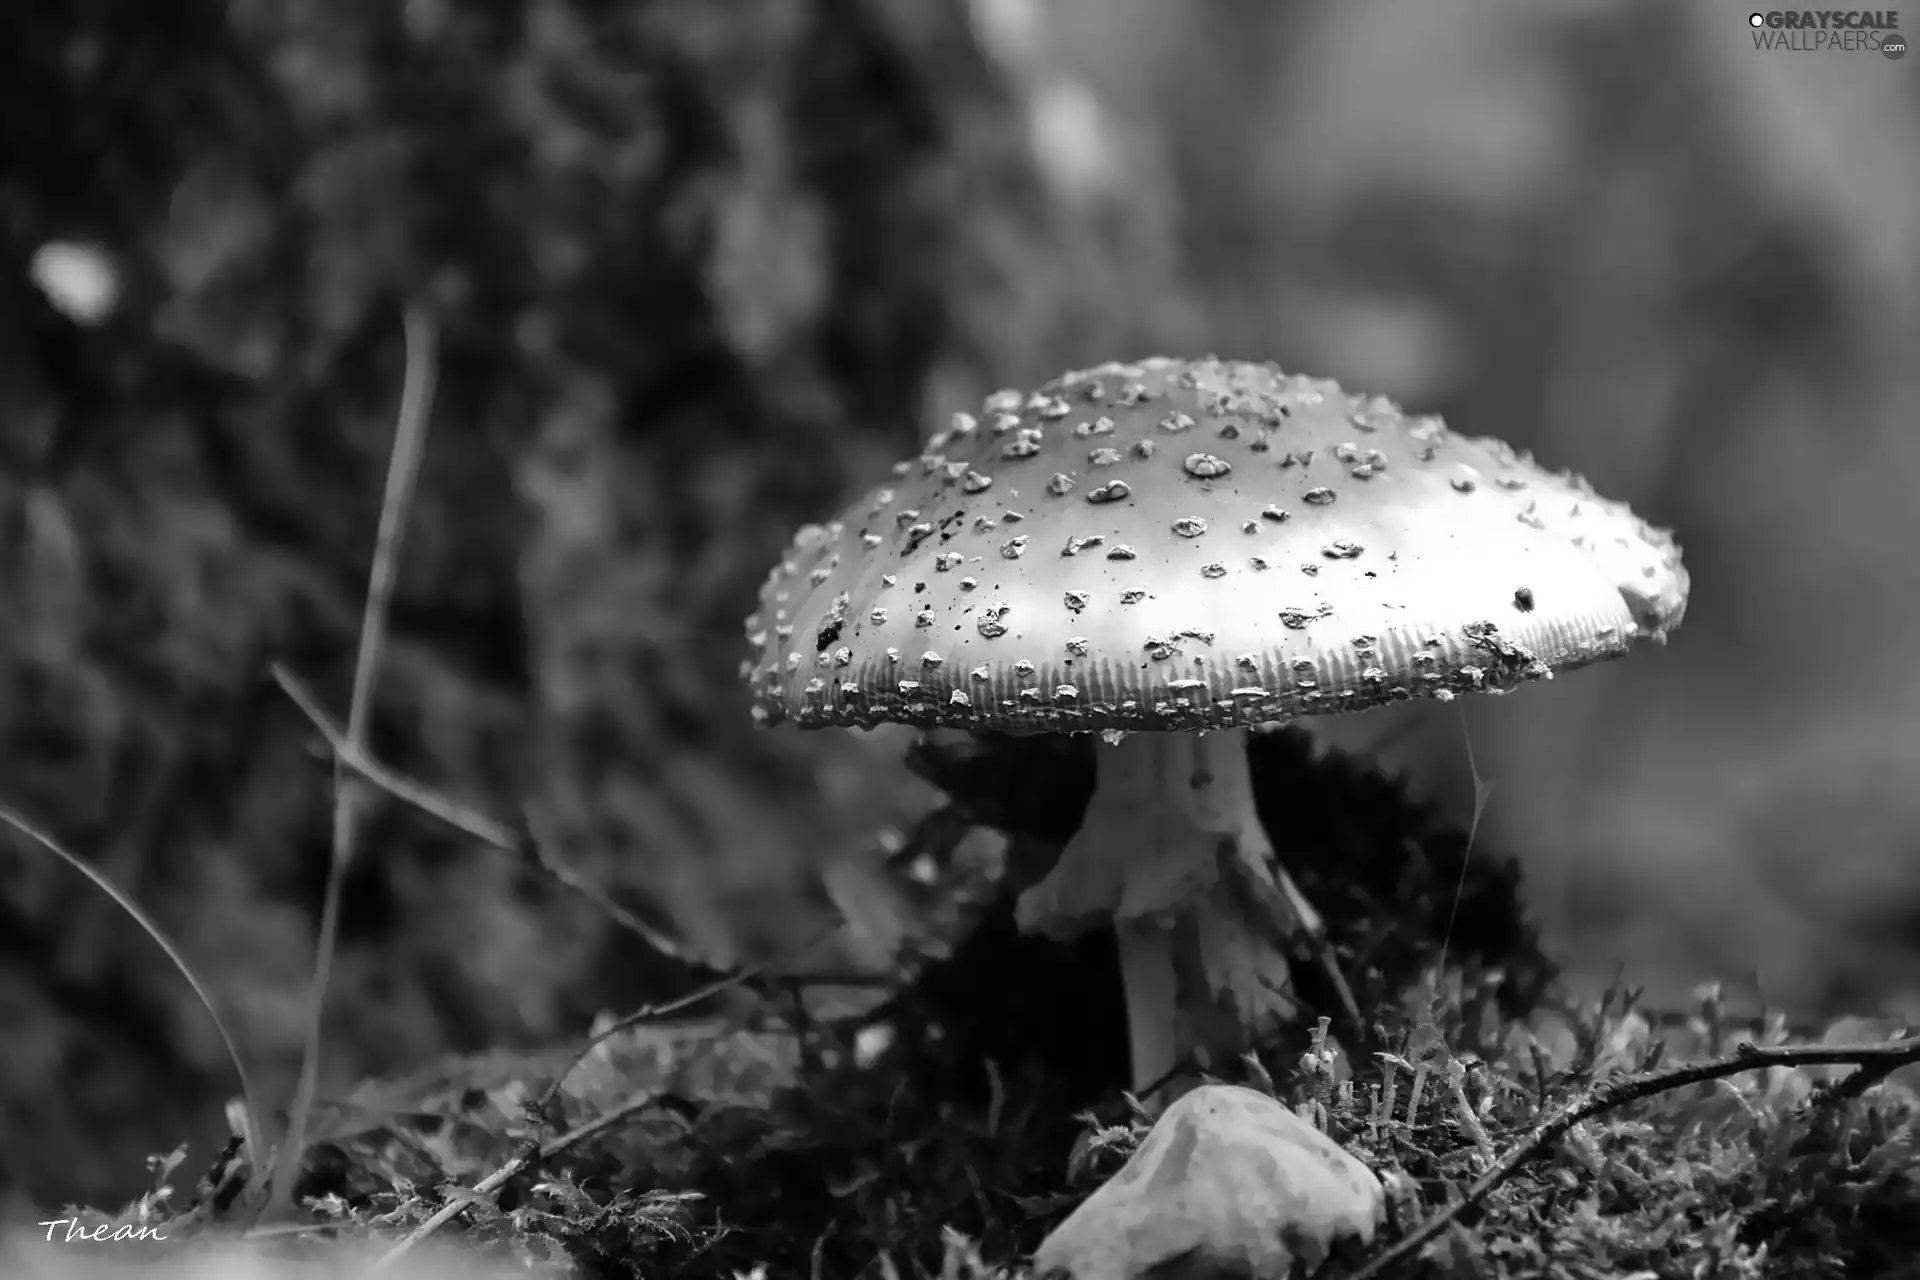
[334,917,838,1270]
[271,663,518,851]
[365,1088,667,1273]
[274,662,891,997]
[274,662,757,968]
[357,948,860,1270]
[1350,1033,1920,1280]
[532,929,838,1114]
[270,304,439,1216]
[0,805,273,1194]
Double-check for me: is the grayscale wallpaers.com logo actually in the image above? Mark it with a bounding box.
[1748,10,1906,57]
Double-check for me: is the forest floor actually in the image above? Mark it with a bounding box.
[6,733,1918,1280]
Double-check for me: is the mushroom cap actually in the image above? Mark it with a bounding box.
[743,356,1687,733]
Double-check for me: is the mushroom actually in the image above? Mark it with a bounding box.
[742,356,1688,1106]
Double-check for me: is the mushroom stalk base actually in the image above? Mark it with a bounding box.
[1014,728,1309,1101]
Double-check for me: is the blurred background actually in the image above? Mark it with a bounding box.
[2,0,1916,1210]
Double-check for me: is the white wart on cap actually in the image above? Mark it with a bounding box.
[744,356,1687,732]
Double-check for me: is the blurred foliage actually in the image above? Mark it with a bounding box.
[0,0,1193,1206]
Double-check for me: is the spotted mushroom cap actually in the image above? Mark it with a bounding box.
[743,356,1688,733]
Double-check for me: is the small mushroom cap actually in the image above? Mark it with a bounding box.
[743,356,1687,732]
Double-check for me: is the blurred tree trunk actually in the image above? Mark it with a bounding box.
[0,0,1196,1207]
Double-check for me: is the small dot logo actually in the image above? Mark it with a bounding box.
[1749,12,1766,26]
[1884,33,1907,60]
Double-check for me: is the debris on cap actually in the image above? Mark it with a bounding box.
[1031,1083,1386,1279]
[743,356,1688,733]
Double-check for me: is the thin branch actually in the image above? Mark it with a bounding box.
[521,797,701,962]
[1349,1034,1920,1280]
[534,923,840,1113]
[272,661,700,963]
[271,663,518,850]
[0,805,272,1195]
[271,304,438,1216]
[1269,861,1365,1041]
[365,1088,664,1273]
[273,662,895,996]
[367,928,843,1270]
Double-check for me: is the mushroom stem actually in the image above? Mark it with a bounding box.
[1015,728,1306,1102]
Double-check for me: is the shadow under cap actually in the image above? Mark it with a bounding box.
[743,356,1688,734]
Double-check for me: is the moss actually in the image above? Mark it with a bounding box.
[34,731,1916,1278]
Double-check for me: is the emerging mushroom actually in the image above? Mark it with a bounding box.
[743,356,1687,1104]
